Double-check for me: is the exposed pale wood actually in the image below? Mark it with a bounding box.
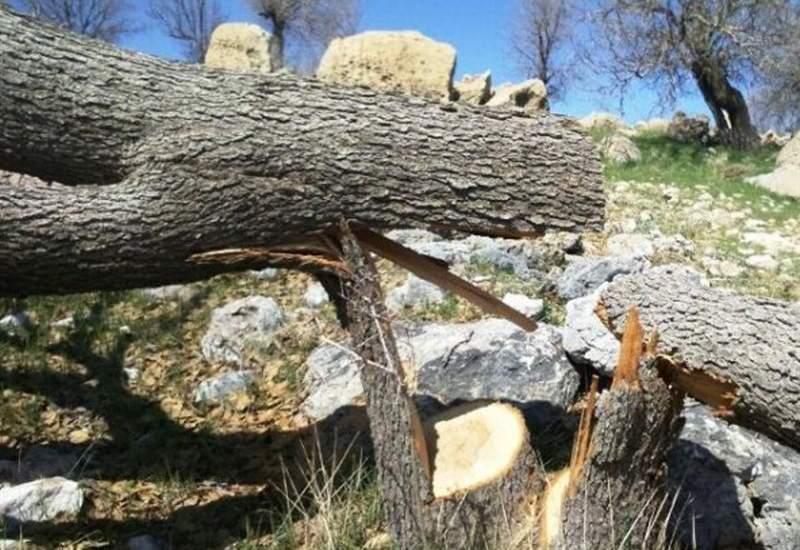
[612,307,643,390]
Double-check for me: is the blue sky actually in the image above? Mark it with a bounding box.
[117,0,711,123]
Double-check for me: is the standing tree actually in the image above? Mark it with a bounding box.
[587,0,791,150]
[510,0,575,103]
[148,0,226,63]
[13,0,137,42]
[248,0,359,71]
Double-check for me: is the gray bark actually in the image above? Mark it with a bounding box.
[601,266,800,451]
[0,6,603,297]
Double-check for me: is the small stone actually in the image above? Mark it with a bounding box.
[607,233,656,258]
[68,430,91,445]
[555,255,649,300]
[250,267,279,281]
[201,296,284,365]
[561,285,619,376]
[386,275,445,312]
[745,255,779,271]
[502,293,544,319]
[137,284,199,305]
[0,477,83,523]
[194,370,256,403]
[600,134,641,164]
[304,282,329,309]
[0,312,29,338]
[454,71,491,104]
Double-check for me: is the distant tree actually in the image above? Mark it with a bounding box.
[248,0,359,72]
[586,0,792,150]
[148,0,226,63]
[510,0,575,103]
[15,0,137,43]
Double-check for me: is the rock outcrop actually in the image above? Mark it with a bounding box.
[200,296,284,365]
[317,31,456,100]
[485,79,547,111]
[454,71,491,104]
[667,111,710,144]
[205,23,277,73]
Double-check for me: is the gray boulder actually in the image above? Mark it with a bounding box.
[201,296,283,365]
[561,285,619,377]
[0,478,83,523]
[301,320,579,424]
[301,345,362,421]
[304,282,329,309]
[0,312,30,339]
[194,370,256,403]
[668,402,800,549]
[600,134,641,164]
[668,112,710,143]
[555,255,649,300]
[386,275,445,312]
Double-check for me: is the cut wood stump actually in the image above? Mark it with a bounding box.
[338,223,686,549]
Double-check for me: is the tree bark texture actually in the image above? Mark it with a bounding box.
[0,7,604,297]
[556,359,684,549]
[600,266,800,451]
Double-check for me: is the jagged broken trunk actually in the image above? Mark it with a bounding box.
[0,6,604,298]
[338,224,685,549]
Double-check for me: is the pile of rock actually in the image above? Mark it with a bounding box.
[667,111,711,144]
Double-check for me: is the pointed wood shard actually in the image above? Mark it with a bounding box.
[612,306,644,390]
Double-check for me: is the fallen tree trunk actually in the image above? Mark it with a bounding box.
[340,223,684,548]
[600,265,800,451]
[0,7,603,297]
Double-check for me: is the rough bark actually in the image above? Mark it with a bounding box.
[556,359,684,548]
[691,60,760,151]
[600,266,800,451]
[0,7,603,297]
[339,224,542,549]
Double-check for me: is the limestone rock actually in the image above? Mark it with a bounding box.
[137,284,199,305]
[668,111,710,144]
[250,267,279,281]
[454,71,491,104]
[317,31,456,100]
[578,112,626,132]
[668,402,800,550]
[777,132,800,168]
[555,255,649,301]
[745,254,779,271]
[485,79,547,111]
[761,130,791,148]
[301,321,579,424]
[746,165,800,199]
[561,285,619,376]
[607,233,656,258]
[600,134,641,164]
[502,293,544,319]
[200,296,284,365]
[205,23,277,73]
[0,312,29,339]
[194,370,256,403]
[0,478,83,523]
[304,282,329,309]
[385,274,445,312]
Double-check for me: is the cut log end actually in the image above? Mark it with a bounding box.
[424,402,529,499]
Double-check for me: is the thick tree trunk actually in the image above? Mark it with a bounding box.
[600,266,800,451]
[691,59,760,150]
[0,7,603,297]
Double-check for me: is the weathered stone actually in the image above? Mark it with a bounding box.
[0,312,29,339]
[668,402,800,550]
[485,79,547,111]
[607,233,656,258]
[746,166,800,200]
[502,293,544,319]
[0,478,83,523]
[668,111,710,144]
[578,112,626,132]
[745,254,780,271]
[304,282,329,309]
[200,296,283,365]
[561,285,619,377]
[743,232,800,255]
[454,71,491,104]
[385,274,445,312]
[777,132,800,168]
[600,134,641,164]
[137,284,199,305]
[250,267,279,281]
[205,23,277,73]
[301,320,580,425]
[193,370,256,403]
[555,255,649,301]
[761,130,791,148]
[317,31,456,100]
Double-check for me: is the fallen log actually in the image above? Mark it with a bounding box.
[0,6,603,297]
[600,265,800,451]
[339,222,684,548]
